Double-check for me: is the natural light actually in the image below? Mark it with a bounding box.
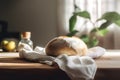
[57,0,120,49]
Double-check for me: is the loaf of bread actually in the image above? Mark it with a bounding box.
[45,36,88,57]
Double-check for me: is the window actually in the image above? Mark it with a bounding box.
[57,0,120,49]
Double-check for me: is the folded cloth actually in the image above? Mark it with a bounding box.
[19,44,105,80]
[19,45,55,65]
[54,54,97,80]
[86,46,106,58]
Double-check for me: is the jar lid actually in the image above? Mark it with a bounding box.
[21,31,31,39]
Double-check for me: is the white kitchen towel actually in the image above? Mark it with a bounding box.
[86,46,106,58]
[19,44,105,80]
[54,54,97,80]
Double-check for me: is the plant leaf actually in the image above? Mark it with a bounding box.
[67,30,78,37]
[99,12,120,22]
[99,21,112,30]
[80,35,99,48]
[91,28,97,33]
[89,38,99,48]
[80,35,89,43]
[96,29,109,36]
[69,15,77,32]
[115,19,120,26]
[77,11,91,19]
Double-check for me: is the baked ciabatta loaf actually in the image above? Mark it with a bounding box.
[45,36,88,57]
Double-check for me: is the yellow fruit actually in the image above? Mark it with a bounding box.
[5,41,16,52]
[1,40,9,46]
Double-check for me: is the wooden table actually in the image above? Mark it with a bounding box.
[0,52,70,80]
[0,50,120,80]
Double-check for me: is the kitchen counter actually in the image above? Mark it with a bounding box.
[0,50,120,80]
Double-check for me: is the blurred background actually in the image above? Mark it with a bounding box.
[0,0,57,47]
[0,0,120,49]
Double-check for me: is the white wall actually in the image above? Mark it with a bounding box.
[0,0,57,47]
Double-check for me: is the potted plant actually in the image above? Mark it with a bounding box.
[67,4,120,48]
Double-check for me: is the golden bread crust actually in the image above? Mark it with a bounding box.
[45,36,88,57]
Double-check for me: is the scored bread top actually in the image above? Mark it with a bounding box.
[45,36,88,57]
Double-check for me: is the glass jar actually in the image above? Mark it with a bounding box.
[17,31,33,51]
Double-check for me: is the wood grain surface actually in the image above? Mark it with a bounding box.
[0,50,120,80]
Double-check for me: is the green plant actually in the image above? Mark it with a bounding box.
[67,5,120,48]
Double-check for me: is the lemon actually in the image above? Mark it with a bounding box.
[5,41,16,52]
[1,40,9,46]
